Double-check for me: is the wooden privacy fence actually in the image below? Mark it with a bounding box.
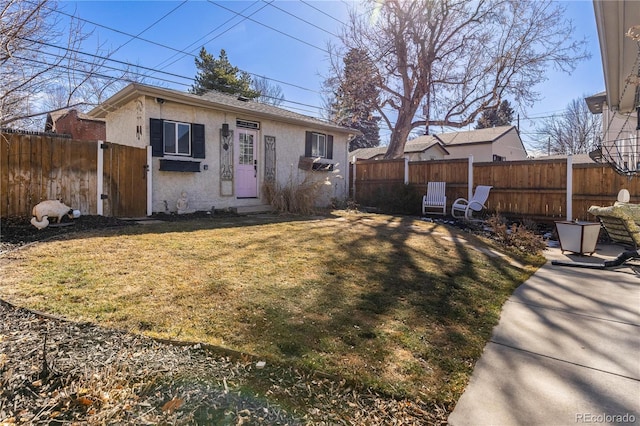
[1,132,148,218]
[352,157,640,222]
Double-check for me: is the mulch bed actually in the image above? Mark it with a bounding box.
[0,214,446,425]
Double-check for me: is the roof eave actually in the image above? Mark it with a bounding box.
[88,83,357,135]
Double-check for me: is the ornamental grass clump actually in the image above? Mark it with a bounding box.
[486,214,546,255]
[263,171,329,215]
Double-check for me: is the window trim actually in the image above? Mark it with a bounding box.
[150,119,205,159]
[311,132,327,158]
[163,120,191,156]
[304,131,333,160]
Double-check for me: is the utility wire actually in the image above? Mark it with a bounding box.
[263,0,339,38]
[300,0,346,25]
[151,0,265,74]
[206,0,330,54]
[42,1,324,94]
[110,1,188,57]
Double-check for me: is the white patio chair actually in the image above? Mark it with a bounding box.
[451,185,492,220]
[422,181,447,215]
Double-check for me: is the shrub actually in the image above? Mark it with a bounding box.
[263,171,330,215]
[486,214,546,255]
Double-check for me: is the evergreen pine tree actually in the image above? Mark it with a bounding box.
[330,48,381,151]
[190,48,260,99]
[475,100,515,129]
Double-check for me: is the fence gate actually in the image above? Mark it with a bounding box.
[100,142,147,217]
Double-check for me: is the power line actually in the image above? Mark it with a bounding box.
[40,1,323,95]
[263,0,339,38]
[110,1,188,57]
[206,0,330,54]
[151,1,266,74]
[15,40,330,118]
[300,0,346,26]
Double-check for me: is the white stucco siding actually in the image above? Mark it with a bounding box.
[145,100,231,213]
[445,144,493,162]
[262,120,349,207]
[105,97,350,213]
[105,97,144,147]
[491,131,528,160]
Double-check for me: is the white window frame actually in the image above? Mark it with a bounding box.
[163,120,191,156]
[311,132,327,158]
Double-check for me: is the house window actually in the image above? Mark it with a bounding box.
[311,133,326,157]
[304,131,333,159]
[150,118,205,159]
[493,154,506,162]
[164,121,191,155]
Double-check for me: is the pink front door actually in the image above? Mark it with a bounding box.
[236,129,258,198]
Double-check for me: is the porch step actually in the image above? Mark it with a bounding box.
[231,205,273,215]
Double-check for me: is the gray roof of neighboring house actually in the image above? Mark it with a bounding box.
[88,83,358,135]
[530,153,596,164]
[351,137,449,160]
[351,126,522,160]
[434,125,516,145]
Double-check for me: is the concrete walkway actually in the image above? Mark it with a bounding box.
[448,244,640,426]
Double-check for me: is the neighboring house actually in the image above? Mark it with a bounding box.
[87,83,357,214]
[351,125,527,162]
[45,109,106,140]
[351,137,449,161]
[434,125,527,162]
[530,153,596,164]
[587,0,640,174]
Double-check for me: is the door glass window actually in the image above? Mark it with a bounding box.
[239,133,254,165]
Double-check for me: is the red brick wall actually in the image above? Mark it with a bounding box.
[54,110,106,141]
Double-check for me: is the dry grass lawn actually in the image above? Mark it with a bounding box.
[0,211,544,409]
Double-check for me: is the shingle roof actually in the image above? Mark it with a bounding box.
[351,136,447,160]
[88,83,357,135]
[434,125,516,145]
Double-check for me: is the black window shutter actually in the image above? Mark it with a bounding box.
[305,131,313,157]
[326,135,333,159]
[191,123,205,158]
[150,118,164,157]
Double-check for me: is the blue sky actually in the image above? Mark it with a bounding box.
[60,0,604,153]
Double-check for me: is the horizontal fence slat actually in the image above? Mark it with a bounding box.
[352,157,640,222]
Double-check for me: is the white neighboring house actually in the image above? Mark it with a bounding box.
[586,0,640,173]
[88,83,357,214]
[351,125,527,162]
[434,125,527,162]
[350,137,449,161]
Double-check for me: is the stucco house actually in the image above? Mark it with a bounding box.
[434,125,527,162]
[351,125,527,162]
[88,83,357,214]
[586,0,640,174]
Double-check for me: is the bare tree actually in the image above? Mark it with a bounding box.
[251,75,285,106]
[536,97,602,156]
[331,0,589,158]
[1,0,128,129]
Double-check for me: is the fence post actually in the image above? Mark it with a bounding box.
[566,154,573,221]
[97,140,104,216]
[352,156,357,201]
[146,145,153,216]
[404,157,409,184]
[468,155,474,200]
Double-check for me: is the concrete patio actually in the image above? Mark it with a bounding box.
[448,243,640,425]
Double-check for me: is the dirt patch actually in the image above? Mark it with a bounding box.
[0,299,445,424]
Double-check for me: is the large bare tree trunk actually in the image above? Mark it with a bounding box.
[331,0,588,158]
